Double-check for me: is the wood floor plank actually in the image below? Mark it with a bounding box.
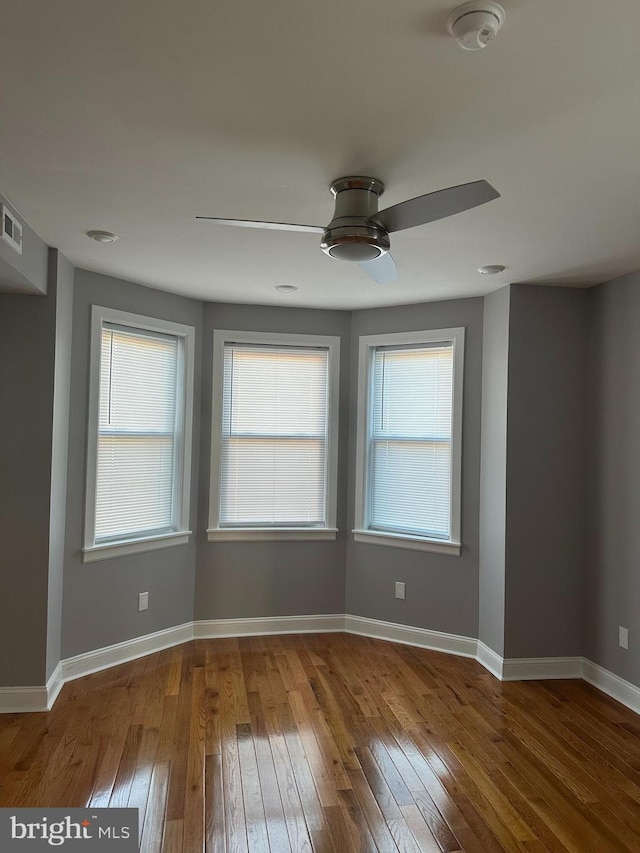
[127,726,160,829]
[2,633,640,852]
[218,656,248,853]
[183,666,206,853]
[323,802,375,853]
[401,802,455,853]
[236,722,270,852]
[387,815,425,853]
[347,766,401,853]
[140,762,170,853]
[246,691,292,853]
[310,828,337,853]
[162,819,184,853]
[86,687,132,807]
[355,745,404,821]
[278,701,326,833]
[205,754,226,853]
[108,724,144,809]
[165,654,193,822]
[268,726,314,852]
[340,784,395,852]
[287,688,341,806]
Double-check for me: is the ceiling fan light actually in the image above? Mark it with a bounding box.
[326,242,385,262]
[321,225,390,262]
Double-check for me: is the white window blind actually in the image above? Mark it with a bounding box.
[220,343,329,527]
[96,325,179,542]
[369,343,454,540]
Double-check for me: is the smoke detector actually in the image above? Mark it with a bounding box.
[448,2,505,50]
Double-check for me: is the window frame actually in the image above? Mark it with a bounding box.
[353,327,464,555]
[82,306,195,563]
[207,329,340,542]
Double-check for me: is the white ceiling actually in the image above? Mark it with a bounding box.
[1,0,639,309]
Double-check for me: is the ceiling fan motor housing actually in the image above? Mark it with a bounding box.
[321,177,390,262]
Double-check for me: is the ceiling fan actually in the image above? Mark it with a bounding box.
[197,176,500,284]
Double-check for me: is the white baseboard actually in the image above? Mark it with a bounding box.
[46,661,64,709]
[476,643,583,682]
[345,614,478,659]
[476,641,504,679]
[1,615,639,718]
[0,685,49,714]
[194,613,344,639]
[501,655,584,681]
[60,622,194,685]
[582,658,640,716]
[0,663,65,714]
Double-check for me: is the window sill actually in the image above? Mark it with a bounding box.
[82,530,192,563]
[352,529,461,555]
[207,527,338,542]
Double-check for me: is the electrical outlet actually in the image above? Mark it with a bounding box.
[139,592,149,612]
[395,582,406,600]
[619,626,629,650]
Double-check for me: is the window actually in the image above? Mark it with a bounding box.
[83,307,195,562]
[353,328,464,554]
[208,331,340,540]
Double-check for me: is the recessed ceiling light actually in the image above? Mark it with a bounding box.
[477,264,506,275]
[275,284,298,293]
[87,230,118,243]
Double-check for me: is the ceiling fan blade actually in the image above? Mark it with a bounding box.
[359,253,398,285]
[196,217,324,234]
[372,180,500,233]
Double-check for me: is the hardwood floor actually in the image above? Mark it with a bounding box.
[1,633,640,852]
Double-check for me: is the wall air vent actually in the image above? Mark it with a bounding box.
[1,204,23,254]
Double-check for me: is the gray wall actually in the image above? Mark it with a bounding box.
[61,270,203,658]
[586,271,640,685]
[478,285,510,656]
[4,252,639,692]
[194,303,350,620]
[0,192,48,294]
[345,297,484,639]
[46,251,74,679]
[0,288,57,684]
[504,285,589,658]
